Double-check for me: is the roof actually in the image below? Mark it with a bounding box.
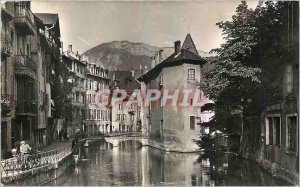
[62,54,86,66]
[181,33,199,55]
[138,34,206,82]
[34,13,60,37]
[109,70,140,91]
[35,13,58,25]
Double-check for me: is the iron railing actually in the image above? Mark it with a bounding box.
[1,32,13,55]
[0,145,72,181]
[15,55,37,73]
[14,2,35,25]
[1,94,14,106]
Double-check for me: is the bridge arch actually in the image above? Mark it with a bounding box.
[104,137,148,147]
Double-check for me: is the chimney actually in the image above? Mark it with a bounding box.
[131,68,135,78]
[68,45,72,53]
[151,56,155,69]
[158,49,164,63]
[61,42,63,53]
[174,40,181,54]
[155,53,159,65]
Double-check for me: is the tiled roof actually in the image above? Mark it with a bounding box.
[181,33,199,55]
[108,71,140,90]
[138,34,206,81]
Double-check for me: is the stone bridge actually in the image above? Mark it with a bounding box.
[104,132,148,147]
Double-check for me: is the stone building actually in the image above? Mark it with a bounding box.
[1,2,62,158]
[261,2,299,184]
[109,70,141,133]
[63,48,111,136]
[62,45,86,136]
[33,13,61,148]
[1,2,16,158]
[138,34,214,152]
[83,57,110,135]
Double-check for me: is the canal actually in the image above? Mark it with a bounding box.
[44,140,289,186]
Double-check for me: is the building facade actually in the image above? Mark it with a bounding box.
[262,2,299,184]
[109,70,141,133]
[84,56,110,135]
[1,2,16,158]
[138,34,214,152]
[1,2,62,158]
[63,48,111,137]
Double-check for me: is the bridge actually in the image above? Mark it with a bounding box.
[102,132,149,147]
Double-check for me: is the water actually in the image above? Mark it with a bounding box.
[45,140,289,186]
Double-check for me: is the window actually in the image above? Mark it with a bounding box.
[286,115,297,152]
[266,116,281,146]
[286,64,293,93]
[190,116,195,130]
[188,69,195,80]
[123,114,126,121]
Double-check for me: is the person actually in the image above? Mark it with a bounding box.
[58,129,63,142]
[63,130,69,141]
[74,128,81,143]
[19,141,32,155]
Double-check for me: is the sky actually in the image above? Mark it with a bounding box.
[31,0,259,54]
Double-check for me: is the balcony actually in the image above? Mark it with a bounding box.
[86,69,109,79]
[1,32,13,57]
[1,94,15,117]
[16,99,37,115]
[15,55,37,79]
[14,2,36,35]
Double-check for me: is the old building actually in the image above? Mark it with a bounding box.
[11,1,38,154]
[0,2,63,158]
[262,2,299,184]
[109,70,141,133]
[34,13,61,145]
[1,2,15,158]
[83,56,110,135]
[62,48,111,136]
[62,45,87,136]
[138,34,213,152]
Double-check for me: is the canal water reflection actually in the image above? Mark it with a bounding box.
[46,140,289,186]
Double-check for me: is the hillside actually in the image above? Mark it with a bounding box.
[83,41,211,71]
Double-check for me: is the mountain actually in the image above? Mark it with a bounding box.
[82,41,210,71]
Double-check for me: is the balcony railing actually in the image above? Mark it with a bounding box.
[1,94,15,116]
[1,32,13,56]
[16,99,37,114]
[15,55,37,73]
[14,2,36,35]
[86,69,109,79]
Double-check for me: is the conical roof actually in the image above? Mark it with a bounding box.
[181,33,199,55]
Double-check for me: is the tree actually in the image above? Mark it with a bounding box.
[204,1,288,132]
[47,59,75,143]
